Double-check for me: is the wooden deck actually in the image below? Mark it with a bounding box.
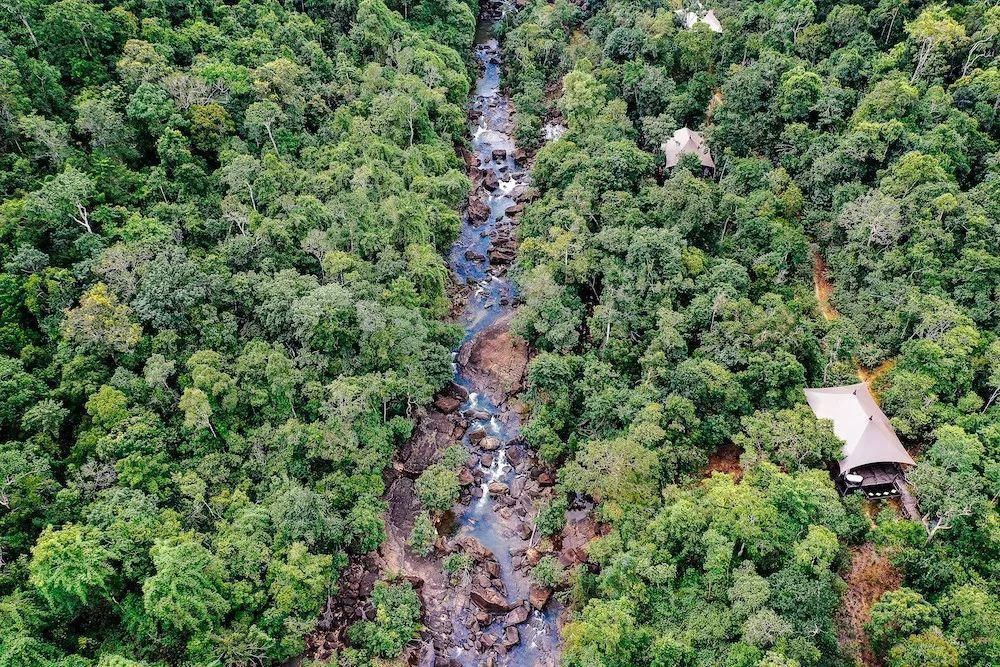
[896,479,920,521]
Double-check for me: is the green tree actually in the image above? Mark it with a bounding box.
[26,165,96,234]
[62,283,140,355]
[910,426,987,541]
[415,463,459,514]
[887,629,959,667]
[143,536,230,637]
[347,581,420,659]
[792,525,840,573]
[408,511,436,556]
[735,404,842,471]
[29,524,115,615]
[905,6,966,82]
[867,588,941,655]
[244,101,283,153]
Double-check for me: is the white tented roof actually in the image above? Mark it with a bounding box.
[702,10,723,32]
[804,383,916,474]
[662,127,715,169]
[675,8,723,33]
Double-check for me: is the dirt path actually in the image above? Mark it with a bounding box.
[857,358,896,392]
[811,250,914,666]
[836,543,902,667]
[813,250,839,322]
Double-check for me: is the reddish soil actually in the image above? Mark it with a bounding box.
[813,251,839,322]
[706,89,724,122]
[836,543,902,667]
[704,443,743,481]
[857,358,896,394]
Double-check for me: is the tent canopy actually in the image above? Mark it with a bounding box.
[804,383,916,474]
[675,8,723,33]
[662,127,715,169]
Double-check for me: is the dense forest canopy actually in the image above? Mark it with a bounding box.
[0,0,998,665]
[0,0,477,664]
[499,0,1000,664]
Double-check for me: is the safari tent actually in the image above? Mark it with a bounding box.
[804,383,916,498]
[676,7,723,33]
[662,127,715,174]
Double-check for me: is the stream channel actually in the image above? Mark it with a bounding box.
[437,2,560,664]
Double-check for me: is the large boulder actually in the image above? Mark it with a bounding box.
[434,396,461,414]
[528,585,551,610]
[471,587,511,613]
[504,603,530,627]
[481,436,501,451]
[467,195,490,223]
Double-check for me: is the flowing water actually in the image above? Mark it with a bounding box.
[440,7,560,665]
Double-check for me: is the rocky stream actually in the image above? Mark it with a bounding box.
[301,4,599,665]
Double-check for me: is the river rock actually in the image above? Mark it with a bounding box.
[560,513,601,567]
[465,249,486,262]
[459,536,493,561]
[483,170,499,190]
[456,311,529,405]
[446,381,470,401]
[529,584,551,610]
[516,522,531,540]
[458,468,475,486]
[488,482,509,495]
[510,476,526,498]
[481,453,494,468]
[506,447,523,466]
[516,186,538,202]
[505,603,529,626]
[417,640,435,667]
[471,587,511,613]
[525,547,542,567]
[537,471,555,486]
[468,427,486,442]
[468,195,490,223]
[492,149,507,162]
[481,436,501,451]
[489,246,516,264]
[503,625,520,648]
[434,396,461,413]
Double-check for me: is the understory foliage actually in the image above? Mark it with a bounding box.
[0,0,477,664]
[501,0,1000,665]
